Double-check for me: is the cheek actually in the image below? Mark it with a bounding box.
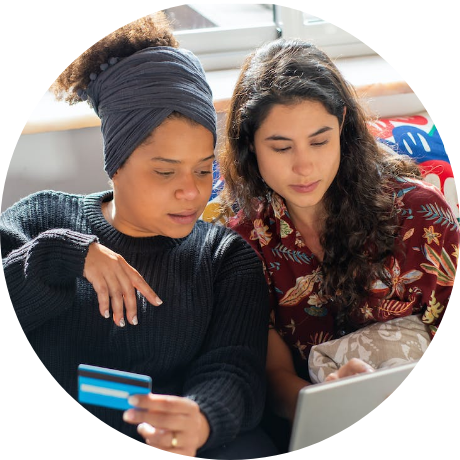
[324,147,341,177]
[256,151,280,180]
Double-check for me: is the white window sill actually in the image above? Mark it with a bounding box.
[22,54,424,136]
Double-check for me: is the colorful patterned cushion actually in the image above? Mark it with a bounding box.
[368,111,458,219]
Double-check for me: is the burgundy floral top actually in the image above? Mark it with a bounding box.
[229,177,459,377]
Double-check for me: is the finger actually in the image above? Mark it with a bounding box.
[110,295,125,327]
[140,427,197,457]
[325,372,339,382]
[124,409,189,431]
[344,358,374,375]
[137,423,179,449]
[114,271,139,325]
[129,394,199,414]
[127,268,163,306]
[92,280,111,319]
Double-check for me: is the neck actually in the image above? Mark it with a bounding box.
[286,202,325,236]
[101,198,116,226]
[286,202,326,261]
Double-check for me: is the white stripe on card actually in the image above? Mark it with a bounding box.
[80,384,129,399]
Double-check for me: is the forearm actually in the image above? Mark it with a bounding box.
[3,229,97,332]
[267,368,309,423]
[265,328,310,423]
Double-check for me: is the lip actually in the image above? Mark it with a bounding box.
[168,210,199,225]
[289,181,320,193]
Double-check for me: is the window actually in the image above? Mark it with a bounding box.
[277,7,374,57]
[164,4,374,71]
[165,4,279,71]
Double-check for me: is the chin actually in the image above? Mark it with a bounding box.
[162,225,196,239]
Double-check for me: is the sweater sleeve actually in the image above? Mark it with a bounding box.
[182,231,270,452]
[0,193,98,333]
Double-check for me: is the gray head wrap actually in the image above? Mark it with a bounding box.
[85,46,217,178]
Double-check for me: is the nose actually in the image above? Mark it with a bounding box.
[175,173,200,200]
[291,148,314,176]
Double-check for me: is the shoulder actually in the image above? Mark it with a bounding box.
[194,218,254,247]
[2,190,84,217]
[391,177,448,204]
[193,219,263,264]
[390,176,457,221]
[391,177,459,234]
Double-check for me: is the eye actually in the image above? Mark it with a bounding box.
[196,169,212,177]
[154,170,174,177]
[273,146,291,153]
[311,140,329,147]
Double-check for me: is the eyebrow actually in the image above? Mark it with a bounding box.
[150,154,215,164]
[265,126,333,141]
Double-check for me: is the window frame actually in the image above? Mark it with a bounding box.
[276,6,375,58]
[175,24,279,71]
[173,4,375,71]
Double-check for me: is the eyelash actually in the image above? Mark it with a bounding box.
[273,140,329,153]
[154,170,212,177]
[312,140,329,147]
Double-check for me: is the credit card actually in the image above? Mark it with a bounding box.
[78,364,152,411]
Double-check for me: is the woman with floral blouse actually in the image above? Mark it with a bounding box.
[218,38,460,426]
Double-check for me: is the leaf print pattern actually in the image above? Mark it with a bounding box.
[403,228,415,241]
[423,225,442,245]
[451,244,459,260]
[294,340,308,360]
[420,244,456,286]
[418,202,458,231]
[279,269,322,306]
[271,243,314,264]
[371,257,423,299]
[250,219,272,247]
[422,290,445,325]
[279,219,294,238]
[271,193,287,220]
[295,230,306,248]
[377,298,414,321]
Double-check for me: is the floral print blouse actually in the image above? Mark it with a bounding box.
[229,177,459,378]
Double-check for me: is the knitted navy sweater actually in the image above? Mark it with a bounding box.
[0,190,269,452]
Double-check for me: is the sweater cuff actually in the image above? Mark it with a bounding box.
[59,229,99,277]
[25,229,98,281]
[186,388,243,453]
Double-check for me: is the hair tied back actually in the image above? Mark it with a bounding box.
[77,57,120,101]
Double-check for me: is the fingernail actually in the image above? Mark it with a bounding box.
[123,410,134,422]
[132,315,138,326]
[138,423,155,435]
[128,396,139,406]
[155,297,163,306]
[119,318,126,328]
[104,310,110,319]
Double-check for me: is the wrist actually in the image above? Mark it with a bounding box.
[197,411,211,449]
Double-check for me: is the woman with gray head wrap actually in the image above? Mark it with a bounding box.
[85,46,217,178]
[1,12,277,459]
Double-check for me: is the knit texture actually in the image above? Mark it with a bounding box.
[0,190,269,452]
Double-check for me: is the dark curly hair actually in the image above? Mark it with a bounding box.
[51,12,178,105]
[219,38,421,317]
